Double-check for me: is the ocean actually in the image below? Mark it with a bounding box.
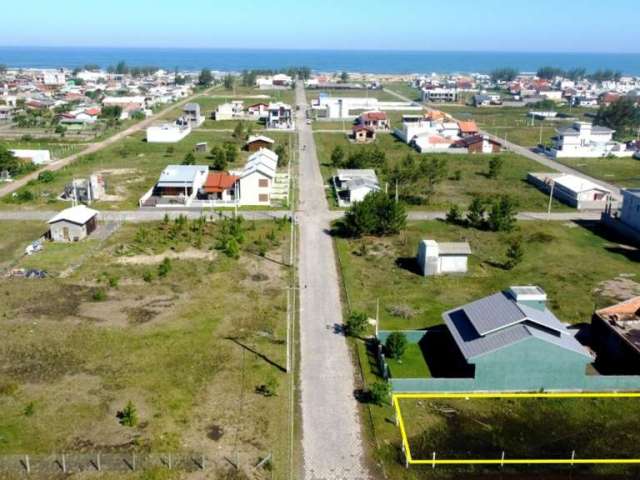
[1,47,640,75]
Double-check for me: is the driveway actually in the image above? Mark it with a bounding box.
[295,83,371,479]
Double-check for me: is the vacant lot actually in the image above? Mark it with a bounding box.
[555,156,640,189]
[314,132,567,211]
[437,105,595,148]
[0,216,294,478]
[1,129,294,211]
[396,395,640,476]
[336,220,640,331]
[338,220,640,479]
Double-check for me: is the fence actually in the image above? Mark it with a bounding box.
[0,452,273,476]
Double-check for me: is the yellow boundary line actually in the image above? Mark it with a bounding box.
[393,392,640,465]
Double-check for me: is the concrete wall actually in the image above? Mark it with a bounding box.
[238,171,272,206]
[50,221,88,242]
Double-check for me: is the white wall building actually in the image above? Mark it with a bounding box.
[528,172,612,210]
[146,120,191,143]
[333,169,380,207]
[10,149,52,165]
[231,149,278,206]
[417,240,471,276]
[552,122,633,158]
[48,205,99,242]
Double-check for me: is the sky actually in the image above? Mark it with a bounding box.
[0,0,638,53]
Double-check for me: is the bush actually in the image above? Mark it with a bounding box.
[23,402,35,417]
[344,311,369,337]
[117,401,138,427]
[255,376,279,397]
[92,289,107,301]
[142,270,154,283]
[487,195,517,232]
[488,156,504,179]
[385,332,407,360]
[466,196,487,229]
[14,189,35,203]
[37,171,55,183]
[158,257,172,277]
[369,381,390,406]
[446,204,462,224]
[340,191,407,238]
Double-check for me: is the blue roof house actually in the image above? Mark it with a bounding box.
[442,286,594,391]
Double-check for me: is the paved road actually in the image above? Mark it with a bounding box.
[296,83,371,479]
[384,87,623,201]
[0,209,602,223]
[0,85,219,199]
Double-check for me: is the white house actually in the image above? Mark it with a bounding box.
[146,119,192,143]
[422,87,458,103]
[231,149,278,206]
[214,101,245,120]
[267,103,294,130]
[333,169,380,207]
[417,240,471,276]
[140,164,209,207]
[183,103,204,127]
[528,172,612,210]
[10,149,52,165]
[312,96,420,120]
[618,189,640,233]
[551,122,633,158]
[47,205,99,242]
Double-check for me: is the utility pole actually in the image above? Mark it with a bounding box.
[547,180,555,220]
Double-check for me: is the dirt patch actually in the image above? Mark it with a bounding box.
[595,276,640,302]
[21,284,94,319]
[117,248,216,265]
[96,168,139,176]
[77,294,180,327]
[239,255,285,290]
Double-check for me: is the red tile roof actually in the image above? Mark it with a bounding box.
[458,121,479,134]
[203,172,239,193]
[360,111,387,121]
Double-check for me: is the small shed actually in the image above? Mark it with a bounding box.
[47,205,99,242]
[195,142,208,153]
[417,240,471,276]
[352,125,376,144]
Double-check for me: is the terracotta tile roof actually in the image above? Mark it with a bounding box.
[458,120,479,134]
[203,172,239,193]
[361,111,387,121]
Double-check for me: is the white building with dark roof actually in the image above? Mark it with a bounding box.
[417,240,471,276]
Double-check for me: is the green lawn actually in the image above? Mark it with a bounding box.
[555,156,640,188]
[314,132,567,211]
[308,89,401,102]
[1,129,295,211]
[0,221,48,269]
[383,83,423,102]
[386,344,431,379]
[0,217,294,477]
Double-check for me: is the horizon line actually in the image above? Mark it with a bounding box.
[1,45,639,56]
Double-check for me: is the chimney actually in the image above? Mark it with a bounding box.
[507,286,548,311]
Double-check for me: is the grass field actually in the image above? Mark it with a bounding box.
[307,89,401,102]
[336,220,640,331]
[382,83,423,102]
[0,217,294,478]
[436,105,595,148]
[1,129,295,211]
[555,156,640,189]
[314,132,567,211]
[398,395,640,465]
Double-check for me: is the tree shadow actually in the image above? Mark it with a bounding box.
[395,256,422,276]
[576,220,640,262]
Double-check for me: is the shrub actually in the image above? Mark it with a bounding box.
[255,377,279,397]
[369,381,390,406]
[92,289,107,301]
[466,196,487,229]
[158,258,172,277]
[344,311,369,337]
[23,402,35,417]
[505,238,524,270]
[142,270,154,283]
[446,204,462,224]
[37,171,55,183]
[487,195,518,232]
[117,401,138,427]
[488,156,504,178]
[385,332,407,360]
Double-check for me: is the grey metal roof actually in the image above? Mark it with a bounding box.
[442,291,593,361]
[157,165,208,187]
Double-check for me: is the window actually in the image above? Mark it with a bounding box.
[259,194,269,203]
[259,179,269,188]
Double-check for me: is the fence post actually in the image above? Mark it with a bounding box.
[132,453,136,471]
[168,453,172,470]
[62,454,66,473]
[25,455,30,474]
[201,454,206,470]
[571,450,576,466]
[97,453,101,471]
[501,451,505,468]
[432,451,436,469]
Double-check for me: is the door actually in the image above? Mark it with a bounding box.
[63,227,70,241]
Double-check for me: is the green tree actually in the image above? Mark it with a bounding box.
[537,66,565,80]
[274,143,288,167]
[100,105,122,120]
[505,238,524,270]
[466,196,487,229]
[210,146,227,171]
[345,311,369,337]
[421,157,448,201]
[446,204,462,224]
[488,195,518,232]
[341,191,407,238]
[224,142,239,165]
[182,152,196,165]
[488,156,504,179]
[385,332,407,360]
[233,121,245,141]
[331,145,345,167]
[115,61,129,75]
[340,71,349,83]
[490,67,519,82]
[595,97,640,141]
[223,74,235,90]
[198,68,213,86]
